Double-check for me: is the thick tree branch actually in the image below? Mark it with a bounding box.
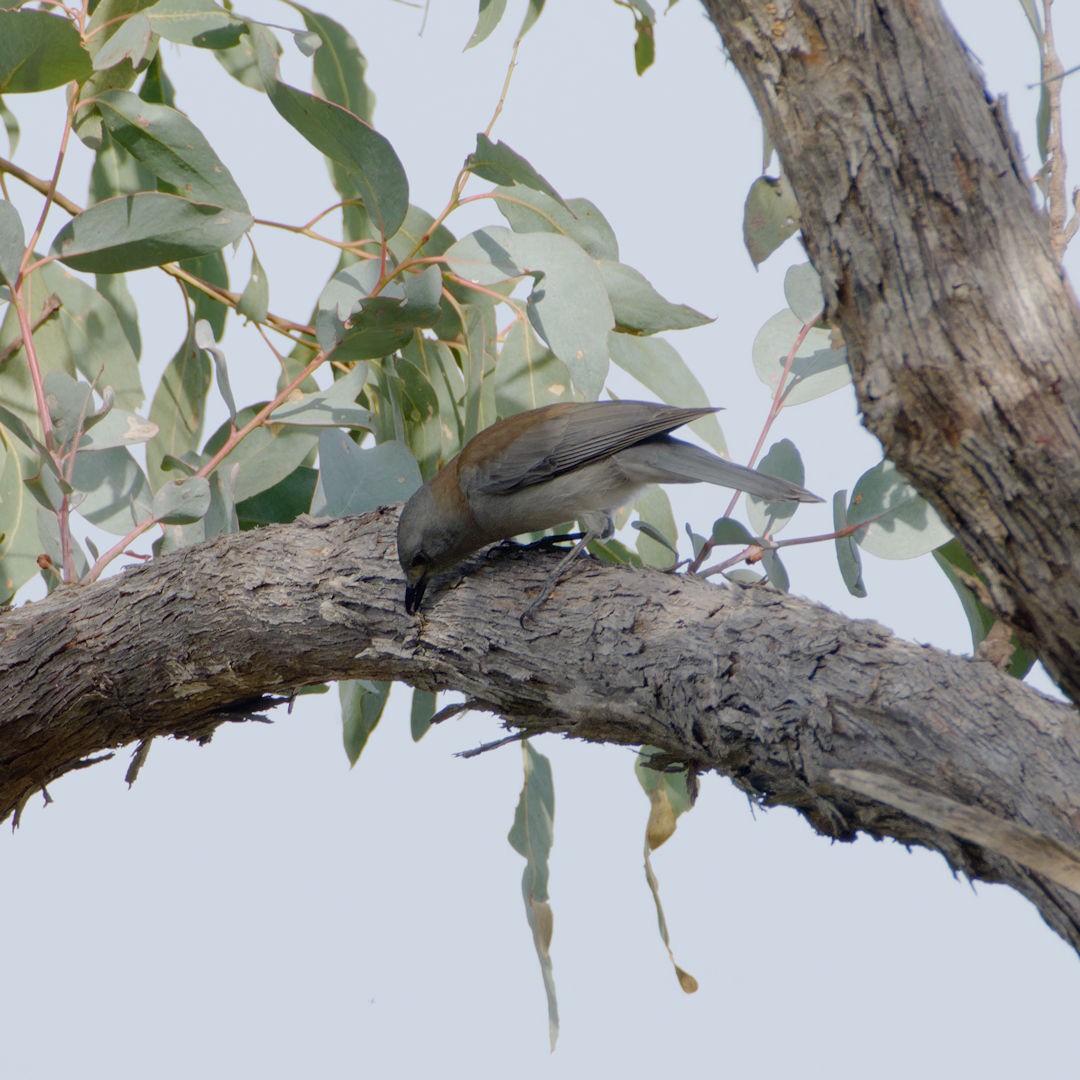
[2,512,1079,949]
[701,0,1080,702]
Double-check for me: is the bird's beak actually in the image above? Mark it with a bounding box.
[404,572,428,615]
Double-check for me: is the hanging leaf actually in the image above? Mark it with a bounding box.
[832,490,867,598]
[507,741,559,1052]
[752,309,850,406]
[599,260,711,335]
[466,134,568,208]
[310,431,421,517]
[0,10,92,93]
[147,332,211,490]
[746,439,808,536]
[495,186,619,260]
[339,678,391,766]
[743,174,800,266]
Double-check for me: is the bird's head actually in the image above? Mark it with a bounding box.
[397,484,473,614]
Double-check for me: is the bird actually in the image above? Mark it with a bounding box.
[396,399,823,615]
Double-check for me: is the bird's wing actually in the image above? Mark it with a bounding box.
[470,401,717,495]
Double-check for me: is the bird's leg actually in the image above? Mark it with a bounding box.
[522,531,586,550]
[519,530,598,625]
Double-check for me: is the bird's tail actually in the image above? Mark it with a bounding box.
[618,438,823,503]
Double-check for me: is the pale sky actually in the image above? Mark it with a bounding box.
[2,3,1078,1078]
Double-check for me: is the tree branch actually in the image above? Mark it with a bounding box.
[2,512,1078,950]
[701,0,1080,703]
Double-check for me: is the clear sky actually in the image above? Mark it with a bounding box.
[2,2,1078,1078]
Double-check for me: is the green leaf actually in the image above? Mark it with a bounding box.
[632,485,677,568]
[339,678,391,765]
[152,473,210,523]
[0,428,39,602]
[507,741,559,1052]
[495,186,618,260]
[606,334,727,454]
[90,12,153,72]
[237,250,268,323]
[94,89,250,211]
[832,490,867,598]
[95,271,141,357]
[632,10,655,76]
[316,262,442,361]
[746,439,806,536]
[400,336,464,470]
[783,261,824,323]
[35,504,89,582]
[752,309,850,406]
[466,134,567,208]
[287,2,374,124]
[191,318,235,421]
[932,539,1036,678]
[0,10,92,93]
[88,126,156,202]
[446,226,613,399]
[495,320,572,416]
[270,364,373,428]
[385,203,456,264]
[760,548,789,591]
[178,249,229,339]
[743,175,800,266]
[310,431,421,517]
[235,466,316,528]
[203,404,318,503]
[147,332,211,490]
[142,0,245,48]
[465,0,507,49]
[0,198,23,286]
[0,97,21,155]
[710,517,755,547]
[848,459,952,559]
[410,688,435,742]
[51,192,252,273]
[598,260,711,335]
[70,445,153,533]
[251,24,407,238]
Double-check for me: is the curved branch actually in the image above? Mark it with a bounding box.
[1,512,1078,949]
[701,0,1080,702]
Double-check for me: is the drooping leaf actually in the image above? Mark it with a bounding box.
[709,517,754,548]
[146,332,211,489]
[832,489,867,598]
[760,548,789,592]
[311,431,421,516]
[634,747,698,992]
[178,248,229,340]
[746,438,807,536]
[0,10,92,93]
[465,0,507,49]
[385,203,456,264]
[235,466,316,528]
[507,741,559,1051]
[94,89,250,211]
[466,134,567,208]
[607,334,727,454]
[95,272,141,357]
[599,260,711,335]
[0,97,21,155]
[495,186,619,260]
[91,12,153,71]
[0,428,39,603]
[752,309,850,406]
[237,250,268,323]
[340,678,391,766]
[250,23,407,238]
[51,192,252,273]
[848,458,952,559]
[632,484,677,568]
[410,688,435,742]
[286,2,374,123]
[743,174,800,266]
[0,199,24,286]
[194,318,237,421]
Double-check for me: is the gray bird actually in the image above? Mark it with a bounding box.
[397,400,822,614]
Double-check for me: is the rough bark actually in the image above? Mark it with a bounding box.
[701,0,1080,702]
[2,511,1080,949]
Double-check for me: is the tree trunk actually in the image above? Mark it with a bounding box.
[2,512,1080,949]
[701,0,1080,702]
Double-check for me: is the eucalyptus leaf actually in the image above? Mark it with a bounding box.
[311,431,421,517]
[849,459,952,559]
[340,678,391,765]
[466,134,567,208]
[743,174,800,266]
[0,199,24,286]
[495,186,619,260]
[147,332,211,490]
[832,490,867,598]
[599,260,711,335]
[152,473,210,523]
[746,439,807,536]
[270,363,373,428]
[752,309,850,407]
[783,261,824,324]
[0,10,92,93]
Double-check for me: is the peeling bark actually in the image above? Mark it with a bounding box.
[701,0,1080,701]
[2,512,1079,950]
